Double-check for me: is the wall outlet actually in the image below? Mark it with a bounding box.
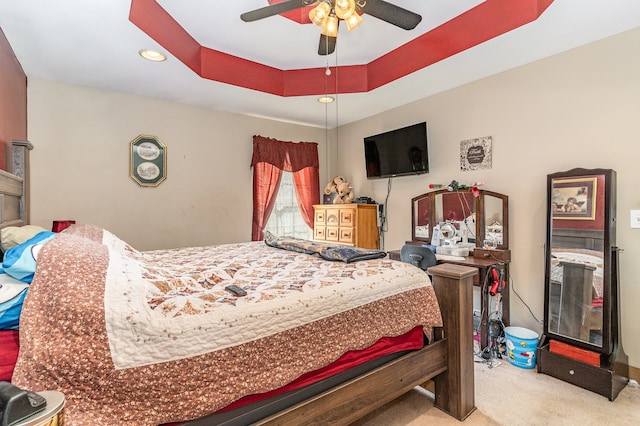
[631,210,640,229]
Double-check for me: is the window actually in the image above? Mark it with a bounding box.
[251,135,319,241]
[264,171,312,239]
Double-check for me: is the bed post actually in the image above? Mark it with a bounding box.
[428,263,477,420]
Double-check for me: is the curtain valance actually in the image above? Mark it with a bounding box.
[250,135,319,172]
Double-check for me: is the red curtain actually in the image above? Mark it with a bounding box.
[251,135,320,241]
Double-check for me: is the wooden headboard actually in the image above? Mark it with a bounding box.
[0,140,31,229]
[0,168,25,229]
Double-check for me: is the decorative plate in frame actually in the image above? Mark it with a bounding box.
[130,135,166,187]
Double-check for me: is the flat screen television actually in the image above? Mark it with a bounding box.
[364,122,429,179]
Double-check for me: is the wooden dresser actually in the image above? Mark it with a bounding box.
[313,204,379,250]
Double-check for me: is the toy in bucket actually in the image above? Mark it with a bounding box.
[505,326,539,369]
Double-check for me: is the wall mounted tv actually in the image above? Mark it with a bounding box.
[364,122,429,179]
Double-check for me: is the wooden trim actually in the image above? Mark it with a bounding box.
[629,364,640,383]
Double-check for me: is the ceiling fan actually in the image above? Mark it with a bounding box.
[241,0,422,55]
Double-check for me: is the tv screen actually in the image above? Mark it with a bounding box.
[364,122,429,179]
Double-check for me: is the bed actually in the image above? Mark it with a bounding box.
[0,160,476,425]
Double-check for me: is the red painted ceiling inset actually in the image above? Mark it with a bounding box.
[129,0,554,97]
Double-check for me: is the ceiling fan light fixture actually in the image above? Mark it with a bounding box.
[309,2,331,27]
[321,13,339,37]
[345,12,363,31]
[335,0,356,20]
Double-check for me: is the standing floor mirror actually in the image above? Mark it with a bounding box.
[537,168,628,400]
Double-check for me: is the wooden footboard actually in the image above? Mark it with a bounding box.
[256,263,477,425]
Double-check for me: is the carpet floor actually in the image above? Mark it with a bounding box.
[352,360,640,425]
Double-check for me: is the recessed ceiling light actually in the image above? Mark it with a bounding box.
[139,49,166,62]
[318,96,335,103]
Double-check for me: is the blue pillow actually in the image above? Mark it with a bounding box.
[0,275,28,330]
[1,231,56,283]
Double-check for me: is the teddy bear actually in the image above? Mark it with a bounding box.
[324,175,346,195]
[333,181,355,204]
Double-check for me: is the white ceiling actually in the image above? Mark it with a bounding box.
[1,0,639,128]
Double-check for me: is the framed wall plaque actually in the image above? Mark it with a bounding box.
[130,135,166,187]
[460,136,492,171]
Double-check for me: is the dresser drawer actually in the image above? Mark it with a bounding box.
[339,227,355,244]
[538,345,615,399]
[326,210,340,225]
[326,226,339,241]
[339,209,355,226]
[314,210,326,225]
[314,226,326,240]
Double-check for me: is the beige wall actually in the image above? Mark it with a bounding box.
[0,27,27,169]
[27,80,328,250]
[335,28,640,369]
[28,28,639,369]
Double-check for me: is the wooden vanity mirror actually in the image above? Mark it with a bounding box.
[411,188,509,249]
[538,167,628,401]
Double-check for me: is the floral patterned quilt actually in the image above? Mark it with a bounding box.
[13,225,442,425]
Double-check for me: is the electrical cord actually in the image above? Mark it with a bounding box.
[378,177,392,250]
[481,256,543,337]
[451,188,475,239]
[475,265,508,367]
[510,273,543,325]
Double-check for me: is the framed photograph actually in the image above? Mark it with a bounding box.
[460,136,492,171]
[130,135,167,187]
[551,177,597,220]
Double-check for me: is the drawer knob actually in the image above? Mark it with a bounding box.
[569,370,575,375]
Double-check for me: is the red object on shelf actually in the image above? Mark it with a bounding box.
[549,340,600,367]
[52,220,76,232]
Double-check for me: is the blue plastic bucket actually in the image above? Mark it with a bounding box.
[504,326,538,369]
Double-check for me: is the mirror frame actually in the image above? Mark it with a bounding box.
[543,167,616,354]
[411,188,509,249]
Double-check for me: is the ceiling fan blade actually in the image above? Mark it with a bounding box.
[357,0,422,30]
[318,34,337,55]
[241,0,316,22]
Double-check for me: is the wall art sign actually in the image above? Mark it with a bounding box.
[551,176,597,220]
[460,136,492,171]
[130,134,166,187]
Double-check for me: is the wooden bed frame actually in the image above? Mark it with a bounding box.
[254,263,477,425]
[2,141,477,424]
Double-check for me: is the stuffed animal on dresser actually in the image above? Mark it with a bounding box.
[323,176,355,204]
[334,182,355,204]
[324,176,345,195]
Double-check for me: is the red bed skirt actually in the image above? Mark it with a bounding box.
[0,330,19,382]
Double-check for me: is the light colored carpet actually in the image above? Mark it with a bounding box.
[353,360,640,425]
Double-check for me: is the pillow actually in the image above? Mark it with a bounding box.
[1,231,56,283]
[0,275,28,330]
[1,225,49,252]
